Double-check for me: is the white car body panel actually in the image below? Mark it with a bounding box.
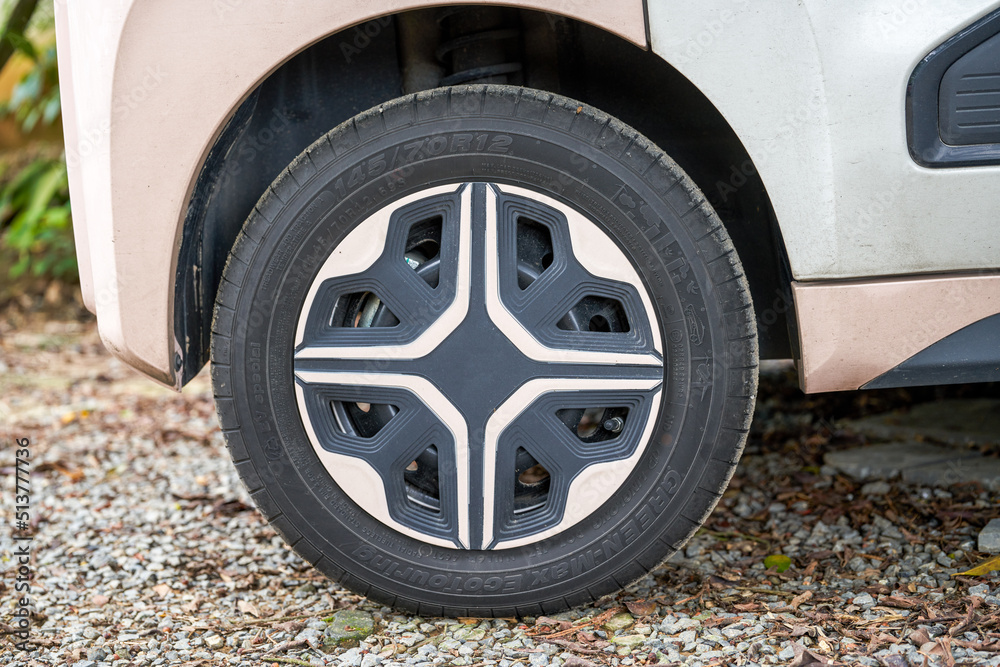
[648,0,1000,279]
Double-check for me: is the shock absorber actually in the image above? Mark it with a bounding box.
[436,7,523,86]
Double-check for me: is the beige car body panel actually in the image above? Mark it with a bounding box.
[57,0,1000,390]
[792,274,1000,394]
[55,0,646,386]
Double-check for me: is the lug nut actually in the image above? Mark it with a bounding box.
[603,417,624,434]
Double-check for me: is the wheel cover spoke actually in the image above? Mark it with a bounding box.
[294,183,664,549]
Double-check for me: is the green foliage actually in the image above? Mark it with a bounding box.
[2,41,59,133]
[0,156,74,279]
[0,0,74,281]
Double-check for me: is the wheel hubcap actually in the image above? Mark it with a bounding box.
[294,183,664,549]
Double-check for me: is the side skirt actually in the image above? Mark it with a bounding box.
[792,273,1000,393]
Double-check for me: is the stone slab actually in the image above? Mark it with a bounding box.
[903,456,1000,491]
[823,442,981,481]
[840,399,1000,447]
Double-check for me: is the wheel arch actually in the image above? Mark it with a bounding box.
[172,6,794,386]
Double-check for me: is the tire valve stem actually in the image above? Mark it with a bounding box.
[603,417,624,434]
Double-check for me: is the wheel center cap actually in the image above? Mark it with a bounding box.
[422,306,534,426]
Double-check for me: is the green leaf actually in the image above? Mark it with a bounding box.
[764,554,792,572]
[6,31,37,61]
[0,153,75,281]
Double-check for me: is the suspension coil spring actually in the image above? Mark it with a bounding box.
[436,7,523,86]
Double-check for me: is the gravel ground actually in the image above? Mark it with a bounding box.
[2,316,999,667]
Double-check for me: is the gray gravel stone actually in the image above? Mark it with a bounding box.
[969,584,991,598]
[324,610,375,648]
[603,612,635,632]
[676,630,697,644]
[852,593,875,609]
[861,480,891,496]
[980,518,1000,553]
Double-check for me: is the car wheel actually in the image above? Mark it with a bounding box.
[211,85,757,615]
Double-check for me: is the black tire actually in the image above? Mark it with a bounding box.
[211,85,757,616]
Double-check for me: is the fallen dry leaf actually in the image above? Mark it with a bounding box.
[534,616,572,632]
[35,460,85,482]
[788,641,832,666]
[789,625,817,638]
[625,599,656,616]
[918,637,955,667]
[561,657,598,667]
[275,620,305,634]
[790,590,814,609]
[867,632,898,651]
[237,600,261,617]
[882,596,922,610]
[180,598,201,614]
[955,554,1000,577]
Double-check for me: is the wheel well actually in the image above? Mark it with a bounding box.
[175,7,792,384]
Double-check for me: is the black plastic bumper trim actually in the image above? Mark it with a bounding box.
[863,313,1000,389]
[908,8,1000,168]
